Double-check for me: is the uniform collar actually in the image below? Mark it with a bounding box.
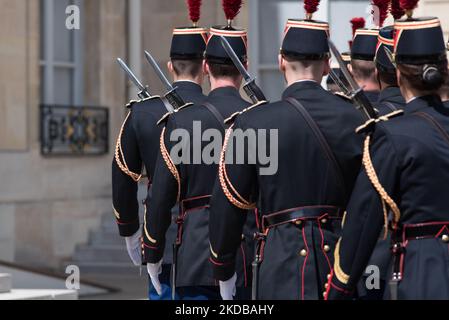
[405,95,443,115]
[378,87,402,103]
[173,81,203,94]
[208,86,241,98]
[282,80,321,100]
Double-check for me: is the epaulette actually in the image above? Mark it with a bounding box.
[224,100,269,125]
[125,95,161,109]
[355,110,404,134]
[156,102,194,125]
[334,91,352,102]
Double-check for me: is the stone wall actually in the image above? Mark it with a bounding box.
[0,0,127,270]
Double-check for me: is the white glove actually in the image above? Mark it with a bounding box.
[125,229,142,266]
[219,273,237,301]
[147,260,163,296]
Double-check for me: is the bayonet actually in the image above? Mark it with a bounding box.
[144,50,184,110]
[328,40,377,119]
[328,69,351,96]
[219,36,267,104]
[117,58,151,100]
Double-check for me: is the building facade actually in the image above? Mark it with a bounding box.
[0,0,447,271]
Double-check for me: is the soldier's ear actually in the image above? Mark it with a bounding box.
[348,63,353,75]
[278,54,286,73]
[203,60,209,76]
[167,61,174,74]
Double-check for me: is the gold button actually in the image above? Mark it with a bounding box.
[327,274,331,280]
[325,283,329,289]
[321,218,328,224]
[323,291,327,298]
[295,220,302,226]
[442,234,449,243]
[299,249,308,257]
[324,245,331,253]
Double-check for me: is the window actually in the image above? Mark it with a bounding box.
[249,0,369,101]
[40,0,83,106]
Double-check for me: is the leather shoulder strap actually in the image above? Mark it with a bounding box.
[285,97,347,195]
[414,111,449,148]
[203,102,226,130]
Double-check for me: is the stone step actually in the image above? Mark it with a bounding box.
[0,289,78,300]
[0,274,12,293]
[74,262,143,275]
[88,230,124,246]
[72,245,130,263]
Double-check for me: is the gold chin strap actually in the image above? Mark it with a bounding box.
[159,127,181,202]
[218,124,256,210]
[114,112,143,182]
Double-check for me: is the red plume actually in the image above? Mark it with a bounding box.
[351,17,366,36]
[187,0,201,24]
[349,17,365,49]
[399,0,419,18]
[390,0,405,19]
[304,0,321,20]
[222,0,243,21]
[372,0,390,27]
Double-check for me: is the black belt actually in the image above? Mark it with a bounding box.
[393,221,449,242]
[263,206,343,229]
[180,195,211,212]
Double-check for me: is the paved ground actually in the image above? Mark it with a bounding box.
[81,273,148,300]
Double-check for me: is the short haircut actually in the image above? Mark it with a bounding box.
[377,68,398,87]
[171,59,203,78]
[351,59,377,82]
[206,61,241,80]
[281,54,326,73]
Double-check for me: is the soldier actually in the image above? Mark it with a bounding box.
[349,28,381,103]
[356,25,406,300]
[144,0,253,300]
[209,2,365,300]
[326,15,449,300]
[112,1,207,300]
[374,26,406,116]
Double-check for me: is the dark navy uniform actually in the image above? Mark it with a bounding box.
[112,96,168,238]
[377,87,405,115]
[144,26,253,299]
[326,17,449,300]
[209,19,365,300]
[113,20,208,300]
[112,86,205,239]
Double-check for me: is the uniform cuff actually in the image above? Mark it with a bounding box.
[325,271,355,300]
[117,219,140,237]
[210,258,236,281]
[143,239,164,264]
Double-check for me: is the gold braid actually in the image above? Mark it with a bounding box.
[333,239,350,284]
[159,127,181,202]
[218,125,256,210]
[114,112,142,182]
[362,134,401,239]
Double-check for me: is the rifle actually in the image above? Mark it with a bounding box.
[219,36,267,104]
[328,40,377,120]
[144,51,183,111]
[117,58,151,100]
